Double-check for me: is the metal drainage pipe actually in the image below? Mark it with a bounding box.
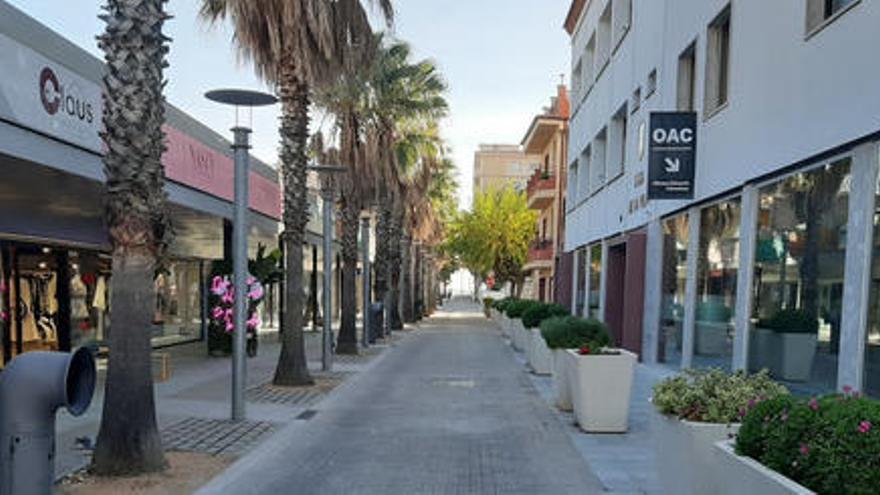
[0,347,96,495]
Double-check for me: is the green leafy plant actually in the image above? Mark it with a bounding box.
[521,303,569,329]
[758,308,818,334]
[540,316,611,351]
[505,299,541,319]
[493,298,514,312]
[652,368,788,423]
[735,390,880,494]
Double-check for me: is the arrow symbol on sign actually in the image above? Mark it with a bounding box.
[664,157,681,173]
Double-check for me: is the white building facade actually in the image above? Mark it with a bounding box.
[564,0,880,396]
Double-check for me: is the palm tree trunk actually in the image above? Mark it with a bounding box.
[373,205,392,336]
[388,212,403,330]
[93,253,166,474]
[274,73,313,387]
[92,0,168,475]
[337,195,360,354]
[400,234,414,323]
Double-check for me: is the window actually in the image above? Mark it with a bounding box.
[659,214,689,366]
[588,244,603,319]
[705,5,731,116]
[579,146,592,201]
[646,69,658,98]
[612,0,632,49]
[572,59,582,100]
[567,159,579,207]
[584,34,596,89]
[590,129,607,194]
[806,0,859,33]
[677,42,697,111]
[608,105,628,181]
[631,87,641,113]
[576,246,588,316]
[596,3,613,75]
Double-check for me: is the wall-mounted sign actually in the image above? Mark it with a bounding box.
[0,33,103,153]
[648,112,697,200]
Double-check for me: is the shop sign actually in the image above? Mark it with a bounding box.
[648,112,697,200]
[0,33,103,153]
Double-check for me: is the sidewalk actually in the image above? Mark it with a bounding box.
[55,323,406,481]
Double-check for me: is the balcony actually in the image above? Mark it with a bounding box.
[524,239,555,271]
[526,170,556,210]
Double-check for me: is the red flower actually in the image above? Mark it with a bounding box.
[78,320,90,331]
[578,345,592,355]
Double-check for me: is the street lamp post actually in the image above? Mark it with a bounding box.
[362,216,371,349]
[308,164,346,372]
[205,89,277,422]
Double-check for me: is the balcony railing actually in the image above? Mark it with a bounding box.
[528,239,554,263]
[526,170,556,199]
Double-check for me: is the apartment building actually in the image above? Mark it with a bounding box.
[521,85,572,306]
[564,0,880,397]
[472,144,540,197]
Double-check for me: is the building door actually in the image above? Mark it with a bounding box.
[539,277,547,302]
[622,230,647,357]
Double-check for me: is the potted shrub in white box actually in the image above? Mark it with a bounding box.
[718,390,880,495]
[652,369,788,495]
[505,300,537,353]
[750,309,818,382]
[522,303,568,375]
[540,316,579,411]
[566,319,636,433]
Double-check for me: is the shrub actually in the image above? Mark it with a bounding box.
[735,391,880,494]
[522,303,569,329]
[505,299,541,319]
[482,297,494,317]
[757,308,818,334]
[540,316,611,350]
[652,368,788,423]
[493,298,512,312]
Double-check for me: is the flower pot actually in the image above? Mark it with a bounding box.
[500,315,511,338]
[749,329,817,382]
[566,349,637,433]
[511,320,526,352]
[528,328,553,375]
[653,411,739,495]
[552,349,573,411]
[713,440,815,495]
[696,321,730,356]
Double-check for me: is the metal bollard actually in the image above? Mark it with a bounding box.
[0,347,96,495]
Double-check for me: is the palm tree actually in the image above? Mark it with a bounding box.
[92,0,172,475]
[200,0,393,385]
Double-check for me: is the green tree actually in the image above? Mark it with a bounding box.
[200,0,393,384]
[445,186,537,298]
[92,0,172,475]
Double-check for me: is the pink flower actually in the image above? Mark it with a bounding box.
[212,306,225,319]
[225,321,234,333]
[222,291,234,305]
[246,276,256,286]
[246,314,261,329]
[859,421,873,434]
[799,443,809,456]
[843,385,853,395]
[738,407,747,419]
[0,311,7,322]
[247,282,264,300]
[211,276,229,296]
[808,398,819,411]
[748,399,757,409]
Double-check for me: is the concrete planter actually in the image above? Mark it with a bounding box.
[713,441,815,495]
[653,411,740,495]
[749,328,817,382]
[566,349,637,433]
[500,315,511,338]
[511,319,526,352]
[527,328,553,375]
[552,349,573,411]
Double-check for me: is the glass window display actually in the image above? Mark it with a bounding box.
[576,246,587,316]
[659,214,689,366]
[694,199,741,370]
[588,243,602,319]
[751,160,849,395]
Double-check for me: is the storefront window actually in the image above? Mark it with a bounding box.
[589,243,602,319]
[752,160,849,394]
[575,246,587,316]
[69,250,112,349]
[659,214,689,366]
[153,260,203,346]
[695,199,741,370]
[865,154,880,397]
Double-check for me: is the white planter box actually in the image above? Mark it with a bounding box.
[713,441,815,495]
[511,320,526,352]
[528,328,553,375]
[567,349,637,433]
[653,411,739,495]
[553,349,572,411]
[748,328,817,382]
[500,315,511,338]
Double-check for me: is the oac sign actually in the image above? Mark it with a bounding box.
[647,112,697,200]
[0,33,102,153]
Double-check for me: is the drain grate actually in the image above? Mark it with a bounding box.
[161,417,275,457]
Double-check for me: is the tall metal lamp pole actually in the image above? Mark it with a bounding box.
[308,164,346,372]
[205,89,277,422]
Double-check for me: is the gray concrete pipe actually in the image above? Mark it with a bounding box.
[0,347,96,495]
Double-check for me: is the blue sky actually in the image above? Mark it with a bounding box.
[7,0,571,207]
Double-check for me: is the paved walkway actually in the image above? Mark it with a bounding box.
[198,298,605,495]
